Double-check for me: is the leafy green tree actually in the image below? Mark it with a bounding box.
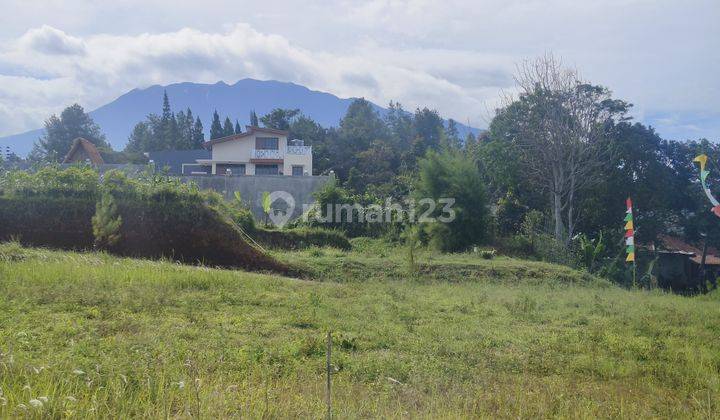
[490,56,629,244]
[125,120,154,153]
[210,110,223,140]
[412,107,444,157]
[30,104,110,162]
[330,99,389,182]
[261,108,300,131]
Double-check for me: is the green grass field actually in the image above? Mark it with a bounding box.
[1,240,719,418]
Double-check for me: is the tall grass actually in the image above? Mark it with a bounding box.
[0,242,718,417]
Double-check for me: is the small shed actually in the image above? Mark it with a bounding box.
[645,235,720,292]
[62,138,104,166]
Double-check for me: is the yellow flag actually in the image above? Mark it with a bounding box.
[624,220,634,230]
[626,252,635,262]
[694,154,708,172]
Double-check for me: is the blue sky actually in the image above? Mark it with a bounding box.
[0,0,717,141]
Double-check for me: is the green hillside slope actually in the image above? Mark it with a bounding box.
[0,242,718,418]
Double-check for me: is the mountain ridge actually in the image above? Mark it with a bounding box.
[0,79,481,156]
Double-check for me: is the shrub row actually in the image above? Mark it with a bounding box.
[255,227,351,251]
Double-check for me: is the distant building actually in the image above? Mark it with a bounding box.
[63,138,104,165]
[645,234,720,292]
[184,126,312,176]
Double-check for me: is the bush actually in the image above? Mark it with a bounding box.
[297,179,403,238]
[494,235,534,257]
[480,249,496,260]
[413,149,490,252]
[496,192,528,236]
[255,227,351,250]
[0,196,95,249]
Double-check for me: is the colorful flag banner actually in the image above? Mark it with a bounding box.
[625,198,635,263]
[693,154,720,217]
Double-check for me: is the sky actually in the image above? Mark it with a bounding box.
[0,0,718,141]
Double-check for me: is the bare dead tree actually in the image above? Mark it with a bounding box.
[505,54,624,245]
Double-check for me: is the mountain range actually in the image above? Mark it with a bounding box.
[0,79,480,157]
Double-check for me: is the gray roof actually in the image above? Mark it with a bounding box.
[147,149,210,175]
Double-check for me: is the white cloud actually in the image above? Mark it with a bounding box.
[19,25,86,56]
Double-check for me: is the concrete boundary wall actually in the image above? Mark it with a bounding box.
[180,175,332,220]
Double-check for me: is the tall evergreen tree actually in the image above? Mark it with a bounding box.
[444,119,461,149]
[176,109,189,148]
[192,117,205,148]
[184,109,195,148]
[223,117,235,137]
[210,110,223,140]
[160,90,178,149]
[234,119,242,134]
[249,110,259,127]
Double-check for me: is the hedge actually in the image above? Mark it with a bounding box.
[255,227,352,251]
[0,196,95,249]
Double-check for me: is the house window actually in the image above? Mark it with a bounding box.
[255,137,279,150]
[182,164,210,175]
[255,164,279,175]
[292,165,304,176]
[216,164,246,175]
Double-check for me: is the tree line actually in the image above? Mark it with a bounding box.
[23,56,719,264]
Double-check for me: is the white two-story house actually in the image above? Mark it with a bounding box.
[183,126,313,176]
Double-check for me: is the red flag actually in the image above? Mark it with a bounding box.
[625,229,634,238]
[626,197,633,209]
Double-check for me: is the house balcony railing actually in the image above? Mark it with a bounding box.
[287,145,312,155]
[252,149,283,160]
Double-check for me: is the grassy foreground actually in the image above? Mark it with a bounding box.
[0,240,719,418]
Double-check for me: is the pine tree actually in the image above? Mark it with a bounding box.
[210,110,223,139]
[250,110,259,127]
[193,117,205,148]
[444,118,461,149]
[159,90,179,149]
[234,119,242,134]
[223,117,235,137]
[176,109,188,148]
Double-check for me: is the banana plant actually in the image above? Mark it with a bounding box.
[261,191,271,226]
[578,232,605,272]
